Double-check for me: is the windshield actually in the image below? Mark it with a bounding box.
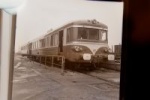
[78,28,99,40]
[77,27,107,41]
[66,27,107,43]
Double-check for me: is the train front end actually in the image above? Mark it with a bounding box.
[65,19,110,64]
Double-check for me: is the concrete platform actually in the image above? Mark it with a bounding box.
[12,56,120,100]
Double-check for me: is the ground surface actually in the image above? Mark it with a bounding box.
[12,55,120,100]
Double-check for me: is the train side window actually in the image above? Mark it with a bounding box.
[46,38,47,47]
[48,36,51,47]
[34,43,35,49]
[33,43,34,49]
[55,34,58,46]
[35,42,36,49]
[46,37,49,47]
[43,39,45,47]
[39,40,41,48]
[51,35,52,46]
[67,28,71,42]
[33,42,35,49]
[51,34,58,46]
[51,35,54,46]
[36,42,37,48]
[33,42,34,49]
[43,38,46,48]
[41,40,42,48]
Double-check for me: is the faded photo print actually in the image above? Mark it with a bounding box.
[13,0,123,100]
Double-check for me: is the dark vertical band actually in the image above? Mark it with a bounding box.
[8,14,17,100]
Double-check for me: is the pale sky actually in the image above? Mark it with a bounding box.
[1,0,123,52]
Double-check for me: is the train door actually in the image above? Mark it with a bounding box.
[59,30,63,53]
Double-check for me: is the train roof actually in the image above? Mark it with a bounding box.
[45,19,108,36]
[21,19,107,47]
[65,19,108,28]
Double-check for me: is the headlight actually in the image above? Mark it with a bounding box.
[104,48,109,53]
[72,46,83,52]
[108,48,112,53]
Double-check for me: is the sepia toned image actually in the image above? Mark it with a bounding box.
[1,0,123,100]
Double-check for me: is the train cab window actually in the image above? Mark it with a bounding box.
[78,28,88,39]
[78,27,99,40]
[67,27,77,42]
[89,29,99,40]
[37,41,39,48]
[100,30,107,41]
[78,28,85,39]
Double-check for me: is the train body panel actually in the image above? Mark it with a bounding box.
[63,42,109,62]
[31,47,58,55]
[28,42,109,63]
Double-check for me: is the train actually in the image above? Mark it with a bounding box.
[19,19,110,67]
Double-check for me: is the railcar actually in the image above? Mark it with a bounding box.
[20,19,110,67]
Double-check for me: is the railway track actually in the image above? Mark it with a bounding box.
[20,56,120,87]
[67,67,120,87]
[83,71,119,87]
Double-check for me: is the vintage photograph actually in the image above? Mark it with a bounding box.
[12,0,123,100]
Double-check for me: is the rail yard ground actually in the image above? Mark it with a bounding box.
[12,55,120,100]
